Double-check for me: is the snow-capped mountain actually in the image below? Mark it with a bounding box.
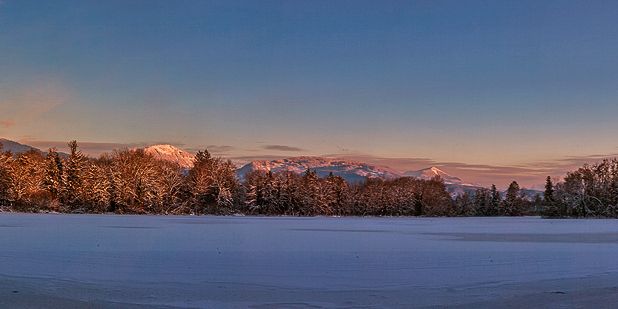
[237,156,400,183]
[403,166,463,184]
[142,144,195,169]
[0,138,41,154]
[404,166,483,196]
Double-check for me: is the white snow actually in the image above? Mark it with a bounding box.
[1,215,618,308]
[403,166,464,184]
[142,144,195,168]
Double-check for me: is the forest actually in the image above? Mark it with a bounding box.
[1,141,617,218]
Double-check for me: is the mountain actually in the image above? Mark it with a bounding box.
[142,144,195,169]
[237,156,400,183]
[0,138,41,154]
[403,166,463,185]
[404,166,483,196]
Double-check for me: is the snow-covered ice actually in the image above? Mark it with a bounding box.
[1,214,618,308]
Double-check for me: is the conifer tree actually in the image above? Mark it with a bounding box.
[11,150,46,210]
[187,150,238,214]
[0,145,14,207]
[61,140,87,210]
[544,176,554,203]
[489,184,501,216]
[503,181,523,216]
[43,148,63,204]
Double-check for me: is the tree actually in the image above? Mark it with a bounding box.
[300,169,327,215]
[109,149,160,213]
[0,145,13,208]
[542,176,562,217]
[544,176,554,203]
[489,184,501,216]
[186,150,239,214]
[11,150,47,210]
[43,148,63,210]
[473,188,491,216]
[324,173,350,216]
[61,141,87,211]
[503,181,523,216]
[455,191,474,216]
[244,170,277,214]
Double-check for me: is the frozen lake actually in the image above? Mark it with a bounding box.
[1,214,618,308]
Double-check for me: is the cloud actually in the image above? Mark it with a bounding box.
[0,119,15,128]
[0,81,70,130]
[231,154,290,161]
[204,145,236,154]
[262,145,305,152]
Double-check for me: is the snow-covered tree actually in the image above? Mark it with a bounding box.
[61,141,87,211]
[43,148,63,210]
[489,184,501,216]
[109,149,160,213]
[11,150,46,210]
[187,150,239,214]
[503,181,523,216]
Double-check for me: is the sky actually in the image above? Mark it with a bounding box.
[1,0,618,188]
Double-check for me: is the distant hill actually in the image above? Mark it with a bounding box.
[237,156,401,183]
[142,144,195,169]
[238,157,542,198]
[0,138,41,154]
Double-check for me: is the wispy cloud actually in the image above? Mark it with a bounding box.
[0,81,70,131]
[231,154,290,161]
[0,119,15,128]
[205,145,235,154]
[262,144,305,152]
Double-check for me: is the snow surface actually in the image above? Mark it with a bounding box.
[1,214,618,308]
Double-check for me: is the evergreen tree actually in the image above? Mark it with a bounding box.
[473,188,490,216]
[324,172,349,216]
[0,145,14,207]
[11,150,46,210]
[503,181,523,216]
[43,148,63,206]
[61,141,87,211]
[544,176,554,203]
[187,150,238,214]
[489,184,501,216]
[542,176,559,217]
[455,191,474,216]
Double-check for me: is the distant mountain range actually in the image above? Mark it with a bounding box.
[0,138,541,197]
[236,156,402,183]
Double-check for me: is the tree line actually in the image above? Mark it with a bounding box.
[542,159,618,218]
[0,140,582,217]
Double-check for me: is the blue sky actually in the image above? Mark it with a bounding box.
[1,0,618,187]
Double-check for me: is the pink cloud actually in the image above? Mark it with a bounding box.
[0,119,15,128]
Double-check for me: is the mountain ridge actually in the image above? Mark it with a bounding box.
[0,138,541,197]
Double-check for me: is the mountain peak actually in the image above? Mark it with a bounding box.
[403,166,463,184]
[143,144,195,168]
